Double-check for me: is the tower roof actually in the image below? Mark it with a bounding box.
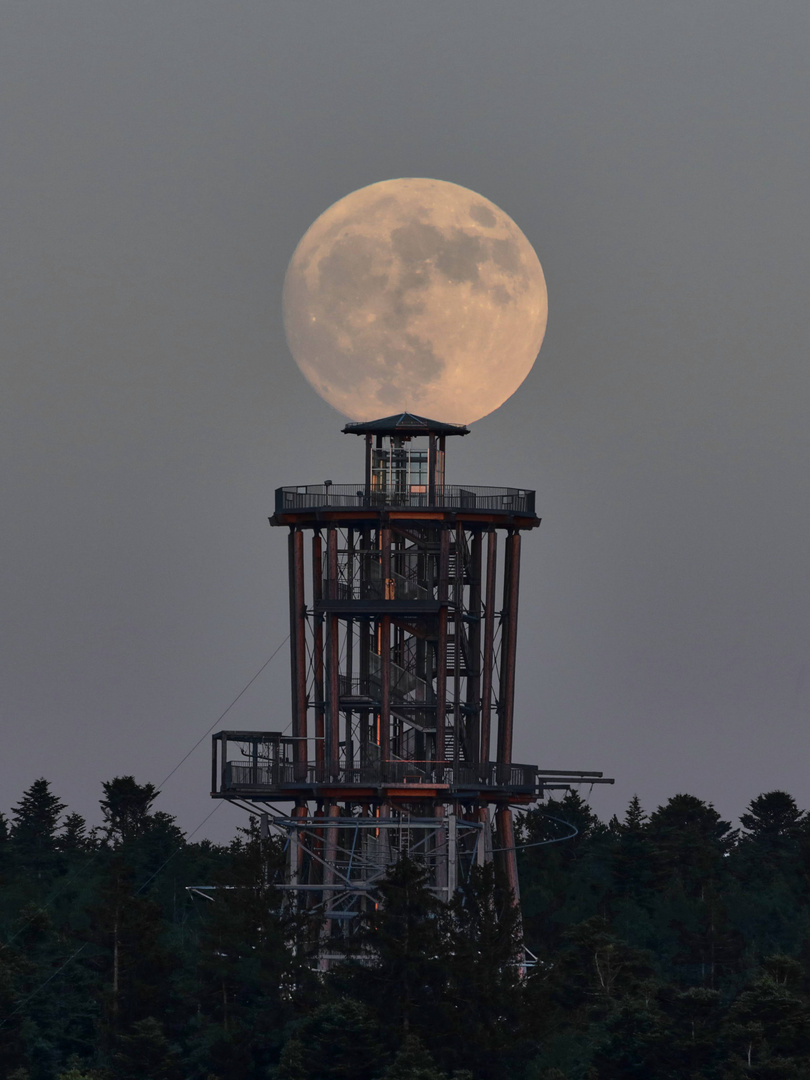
[342,412,469,437]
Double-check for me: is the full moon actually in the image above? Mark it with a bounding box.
[283,178,547,424]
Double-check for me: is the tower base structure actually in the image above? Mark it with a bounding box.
[211,414,612,962]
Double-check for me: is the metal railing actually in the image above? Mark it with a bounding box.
[276,483,535,515]
[223,758,537,793]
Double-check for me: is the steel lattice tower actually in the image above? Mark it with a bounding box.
[211,412,609,963]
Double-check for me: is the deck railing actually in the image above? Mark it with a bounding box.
[275,483,535,515]
[223,758,537,793]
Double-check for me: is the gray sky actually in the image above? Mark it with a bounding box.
[2,1,809,842]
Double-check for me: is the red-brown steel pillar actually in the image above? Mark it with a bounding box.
[326,527,341,780]
[452,523,463,768]
[428,433,437,504]
[477,805,491,866]
[380,526,392,768]
[467,530,483,765]
[289,529,308,779]
[312,532,325,778]
[358,526,371,758]
[290,803,308,894]
[435,527,450,774]
[497,531,521,768]
[480,530,497,768]
[364,434,372,497]
[495,806,521,904]
[344,529,355,772]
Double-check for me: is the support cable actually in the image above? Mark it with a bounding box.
[2,637,290,948]
[158,635,290,788]
[133,802,224,897]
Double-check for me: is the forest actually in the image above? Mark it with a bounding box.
[1,778,810,1080]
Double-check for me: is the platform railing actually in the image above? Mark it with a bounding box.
[276,483,535,515]
[223,758,537,793]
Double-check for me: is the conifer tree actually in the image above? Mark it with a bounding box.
[740,791,805,840]
[334,856,450,1048]
[721,957,810,1075]
[187,826,304,1079]
[646,793,736,897]
[99,777,159,845]
[737,790,806,884]
[276,999,383,1080]
[85,856,177,1048]
[519,791,613,958]
[11,778,66,854]
[380,1034,449,1080]
[611,795,655,905]
[59,813,93,852]
[111,1016,181,1080]
[440,863,528,1079]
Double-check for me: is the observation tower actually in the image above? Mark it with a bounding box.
[211,412,610,962]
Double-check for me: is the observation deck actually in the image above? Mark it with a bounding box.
[274,483,536,516]
[211,731,608,805]
[272,412,538,528]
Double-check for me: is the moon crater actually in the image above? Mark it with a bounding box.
[283,178,547,424]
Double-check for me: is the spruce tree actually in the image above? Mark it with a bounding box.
[740,791,805,840]
[334,856,450,1049]
[611,795,655,905]
[440,863,528,1080]
[11,778,66,854]
[59,813,93,852]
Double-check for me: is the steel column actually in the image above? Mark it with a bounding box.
[498,531,521,766]
[480,530,497,765]
[380,526,391,764]
[447,811,457,897]
[495,805,520,902]
[436,528,450,772]
[312,532,325,775]
[467,531,483,765]
[289,529,308,777]
[453,523,463,768]
[326,528,340,779]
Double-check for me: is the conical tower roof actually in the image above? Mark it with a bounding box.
[342,412,469,437]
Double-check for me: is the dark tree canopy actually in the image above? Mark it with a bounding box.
[1,778,810,1079]
[11,777,66,853]
[99,777,160,845]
